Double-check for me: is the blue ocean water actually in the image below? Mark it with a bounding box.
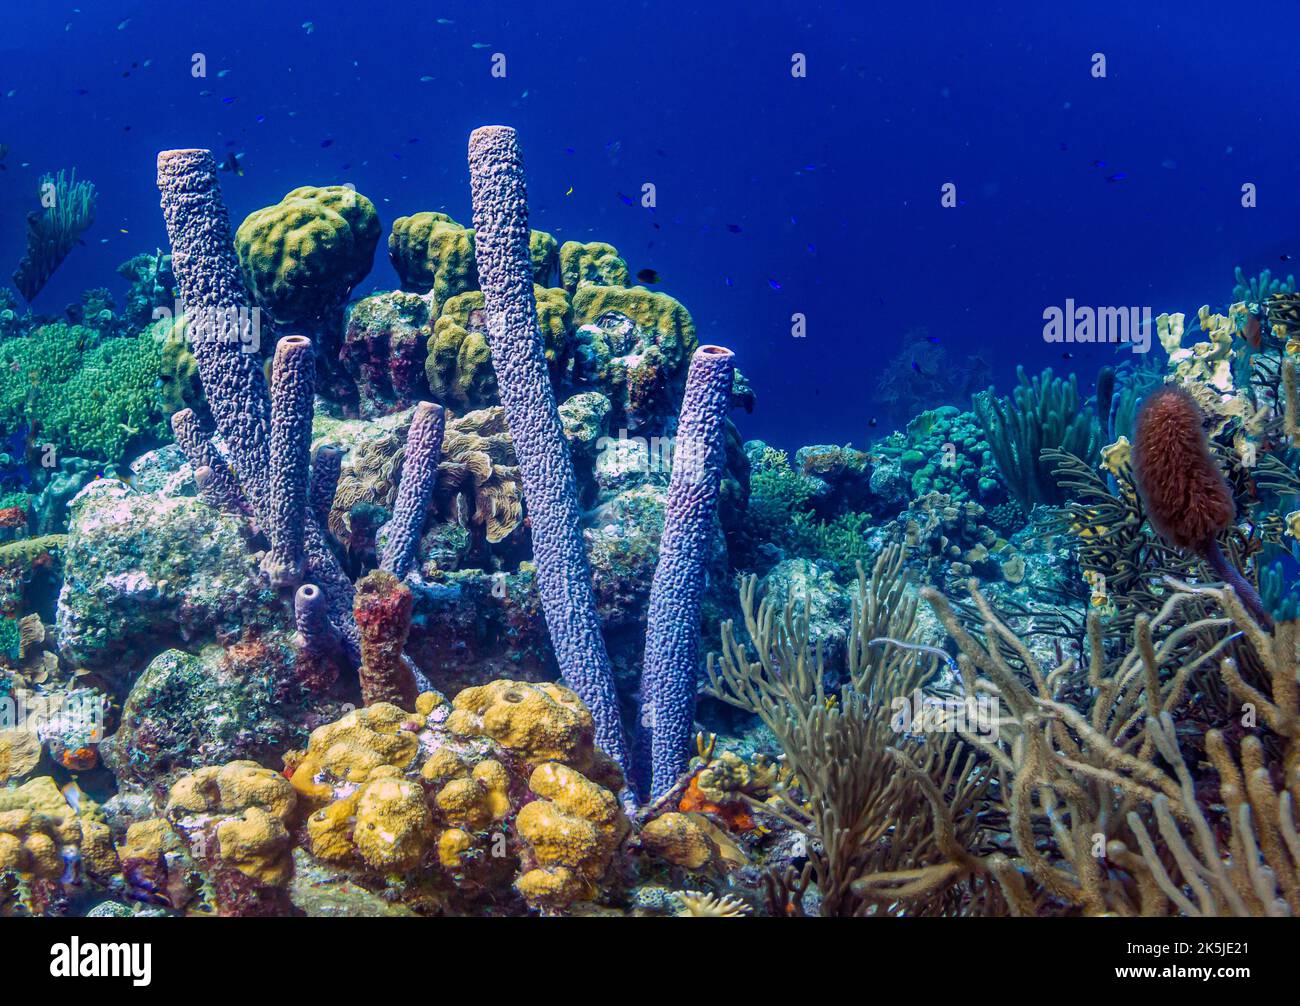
[3,1,1300,448]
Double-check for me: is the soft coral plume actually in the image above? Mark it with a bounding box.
[1132,384,1272,627]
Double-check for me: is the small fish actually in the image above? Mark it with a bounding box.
[1281,254,1292,262]
[617,192,633,206]
[471,42,492,49]
[926,334,940,344]
[143,58,153,68]
[636,268,660,284]
[1105,172,1126,182]
[199,90,212,97]
[221,96,236,104]
[320,138,334,147]
[726,223,742,233]
[768,278,781,290]
[119,228,129,234]
[1091,159,1106,168]
[868,418,878,427]
[724,276,733,287]
[61,781,84,814]
[1061,351,1074,359]
[4,90,14,98]
[302,21,315,33]
[420,75,435,82]
[436,18,454,24]
[218,69,231,78]
[564,146,575,155]
[116,17,131,30]
[218,151,245,177]
[565,186,573,196]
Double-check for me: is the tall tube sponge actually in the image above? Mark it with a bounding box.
[265,335,315,587]
[156,149,360,663]
[643,346,735,799]
[467,125,631,777]
[379,401,446,577]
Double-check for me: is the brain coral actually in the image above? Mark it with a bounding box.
[235,185,381,326]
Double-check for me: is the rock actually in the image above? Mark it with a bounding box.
[55,480,275,677]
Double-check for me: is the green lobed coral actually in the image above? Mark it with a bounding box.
[0,322,168,463]
[560,241,629,292]
[388,212,478,306]
[236,185,381,326]
[874,405,1003,503]
[426,286,572,409]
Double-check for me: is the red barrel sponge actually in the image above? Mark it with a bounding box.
[1132,384,1235,550]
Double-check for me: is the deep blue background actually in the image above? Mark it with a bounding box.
[3,1,1299,450]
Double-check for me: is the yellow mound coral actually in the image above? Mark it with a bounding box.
[0,776,114,882]
[560,240,629,292]
[165,761,296,889]
[639,812,726,870]
[389,212,478,307]
[514,761,628,909]
[426,286,571,409]
[236,185,380,324]
[446,680,621,787]
[288,702,422,803]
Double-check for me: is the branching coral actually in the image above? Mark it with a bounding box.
[974,366,1101,509]
[924,576,1296,916]
[706,545,997,916]
[12,170,97,302]
[0,322,168,464]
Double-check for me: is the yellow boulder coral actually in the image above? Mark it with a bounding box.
[447,681,611,780]
[514,762,628,909]
[236,185,380,324]
[167,760,296,822]
[288,702,421,803]
[353,775,433,871]
[639,812,720,870]
[389,212,477,306]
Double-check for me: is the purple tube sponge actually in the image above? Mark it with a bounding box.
[643,345,736,798]
[264,335,316,587]
[158,148,359,663]
[379,401,446,577]
[170,407,246,513]
[468,125,630,775]
[309,444,342,528]
[294,582,341,661]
